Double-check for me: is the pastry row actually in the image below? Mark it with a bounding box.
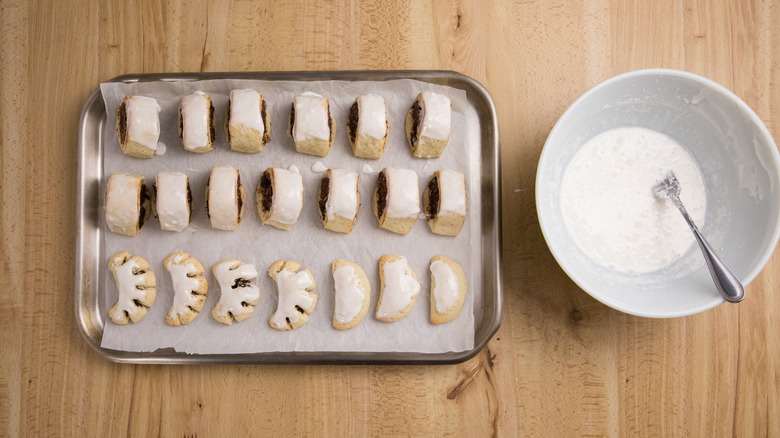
[117,90,452,160]
[108,251,467,329]
[105,166,468,237]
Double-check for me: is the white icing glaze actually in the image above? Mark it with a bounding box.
[212,261,259,319]
[362,164,378,174]
[430,260,458,313]
[105,173,141,231]
[155,142,167,155]
[376,257,420,319]
[419,91,451,141]
[155,172,190,232]
[437,168,467,216]
[229,89,265,137]
[270,269,315,329]
[311,161,327,173]
[326,169,359,220]
[111,259,148,320]
[288,164,300,174]
[384,168,420,218]
[125,95,161,150]
[293,93,330,141]
[181,92,210,150]
[165,254,203,321]
[208,166,239,230]
[333,265,364,324]
[270,168,303,225]
[357,94,387,139]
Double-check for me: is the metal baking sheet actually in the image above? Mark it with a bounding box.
[75,71,502,364]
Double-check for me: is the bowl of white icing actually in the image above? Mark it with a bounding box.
[536,68,780,317]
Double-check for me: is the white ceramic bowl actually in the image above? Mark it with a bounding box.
[536,69,780,318]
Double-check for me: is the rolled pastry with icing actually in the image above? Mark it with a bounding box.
[226,89,271,153]
[205,166,246,231]
[429,255,467,324]
[178,91,216,153]
[288,92,336,157]
[108,251,156,324]
[422,168,467,236]
[153,171,192,232]
[332,259,371,330]
[372,167,420,235]
[256,167,303,230]
[164,252,208,326]
[268,260,317,331]
[318,168,360,234]
[116,95,161,159]
[105,173,151,237]
[211,259,260,325]
[405,91,452,158]
[375,255,420,322]
[347,94,389,159]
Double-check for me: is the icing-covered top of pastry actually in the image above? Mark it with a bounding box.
[156,171,189,232]
[430,260,458,313]
[126,95,161,150]
[270,167,303,225]
[384,168,420,218]
[181,92,210,150]
[229,89,265,137]
[212,260,259,320]
[419,91,451,141]
[293,92,330,142]
[110,258,149,321]
[357,94,387,140]
[270,268,315,329]
[106,173,142,229]
[333,264,364,324]
[165,254,203,321]
[437,168,467,216]
[208,166,239,230]
[326,169,359,221]
[376,257,420,319]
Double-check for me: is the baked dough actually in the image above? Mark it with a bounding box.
[105,173,151,237]
[347,95,389,159]
[375,255,420,322]
[107,251,156,324]
[318,168,360,234]
[422,168,467,236]
[206,166,246,231]
[211,259,260,325]
[332,259,371,330]
[153,171,192,232]
[164,252,208,326]
[256,167,303,230]
[288,92,337,157]
[429,255,467,324]
[268,260,317,331]
[116,95,161,159]
[405,91,452,158]
[178,91,216,153]
[372,168,420,235]
[226,89,271,153]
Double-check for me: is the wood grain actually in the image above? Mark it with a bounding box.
[1,0,779,436]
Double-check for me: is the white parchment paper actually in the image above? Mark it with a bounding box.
[98,78,481,354]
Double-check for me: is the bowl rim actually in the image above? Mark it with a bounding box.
[535,68,780,318]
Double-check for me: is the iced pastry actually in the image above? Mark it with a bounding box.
[318,168,360,234]
[347,94,389,159]
[116,95,161,159]
[153,171,192,232]
[107,251,156,324]
[205,166,246,231]
[105,173,150,237]
[422,168,467,236]
[331,259,371,330]
[405,91,452,158]
[226,89,271,153]
[288,92,336,157]
[164,252,208,326]
[429,255,467,324]
[372,167,420,235]
[211,259,260,325]
[375,255,420,322]
[268,260,317,331]
[256,167,303,230]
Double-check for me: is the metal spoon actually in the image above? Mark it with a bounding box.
[654,173,745,303]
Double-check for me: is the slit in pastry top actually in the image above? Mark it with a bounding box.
[212,259,260,324]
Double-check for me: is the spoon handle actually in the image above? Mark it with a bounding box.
[673,199,746,303]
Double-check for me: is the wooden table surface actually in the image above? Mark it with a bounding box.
[2,0,779,436]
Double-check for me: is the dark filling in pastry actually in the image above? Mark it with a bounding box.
[204,181,210,217]
[232,278,252,289]
[318,177,330,221]
[260,171,273,213]
[427,176,440,219]
[225,101,232,143]
[152,184,159,219]
[208,102,216,144]
[410,100,422,146]
[118,101,128,143]
[376,171,387,219]
[178,111,184,143]
[347,101,358,144]
[138,184,150,228]
[327,102,333,139]
[187,182,193,221]
[288,104,295,139]
[261,99,269,143]
[236,175,243,219]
